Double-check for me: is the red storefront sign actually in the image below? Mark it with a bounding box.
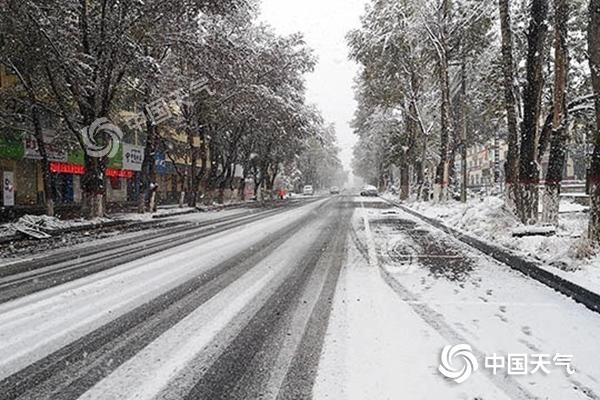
[50,162,85,175]
[49,162,133,179]
[106,168,133,178]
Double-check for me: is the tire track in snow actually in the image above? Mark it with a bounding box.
[275,203,350,400]
[180,200,351,400]
[0,200,332,400]
[0,202,314,304]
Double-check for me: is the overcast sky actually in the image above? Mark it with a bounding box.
[259,0,367,174]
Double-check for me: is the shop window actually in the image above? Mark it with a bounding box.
[53,173,75,204]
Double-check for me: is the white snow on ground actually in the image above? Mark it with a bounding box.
[317,199,600,399]
[0,206,252,267]
[79,212,334,400]
[0,200,247,239]
[0,198,328,380]
[401,195,600,297]
[111,199,259,222]
[0,214,112,239]
[314,224,512,400]
[0,206,196,242]
[111,206,198,221]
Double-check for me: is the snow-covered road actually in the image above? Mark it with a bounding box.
[1,195,599,399]
[316,197,600,400]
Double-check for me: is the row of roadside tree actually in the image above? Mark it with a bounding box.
[349,0,600,245]
[0,0,345,218]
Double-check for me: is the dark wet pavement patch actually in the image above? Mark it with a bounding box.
[376,218,475,282]
[370,219,416,228]
[356,201,393,209]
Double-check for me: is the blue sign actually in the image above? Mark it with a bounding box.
[155,152,167,175]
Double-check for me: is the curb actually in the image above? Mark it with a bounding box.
[0,212,196,245]
[151,209,199,219]
[0,200,288,245]
[385,199,600,315]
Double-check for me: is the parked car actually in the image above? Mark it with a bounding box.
[360,185,379,197]
[303,185,314,196]
[330,186,340,194]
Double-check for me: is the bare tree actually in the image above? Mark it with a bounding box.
[518,0,549,224]
[498,0,521,212]
[426,0,455,203]
[542,0,570,224]
[588,0,600,243]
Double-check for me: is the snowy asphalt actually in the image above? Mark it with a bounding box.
[0,197,349,399]
[1,196,599,399]
[0,199,317,304]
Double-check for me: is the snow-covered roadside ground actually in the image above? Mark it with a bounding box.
[0,206,251,267]
[316,197,600,399]
[0,206,198,241]
[110,206,198,221]
[0,198,262,240]
[0,214,112,239]
[314,202,513,399]
[387,194,600,297]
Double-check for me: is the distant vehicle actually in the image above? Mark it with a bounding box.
[330,186,340,194]
[303,185,314,196]
[360,185,378,197]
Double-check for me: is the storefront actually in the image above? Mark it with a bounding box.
[1,135,26,207]
[123,143,144,202]
[49,161,134,205]
[23,131,68,205]
[1,136,191,211]
[155,152,178,203]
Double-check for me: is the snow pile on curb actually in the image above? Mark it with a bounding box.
[19,214,112,231]
[113,207,198,221]
[406,196,600,295]
[0,215,112,238]
[415,196,518,241]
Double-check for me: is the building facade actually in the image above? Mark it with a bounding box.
[454,138,582,194]
[0,65,186,215]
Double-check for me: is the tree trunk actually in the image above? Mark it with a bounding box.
[460,58,469,203]
[434,0,453,203]
[149,190,157,212]
[498,0,521,212]
[588,0,600,244]
[138,119,157,213]
[399,163,410,200]
[542,0,570,225]
[81,153,105,219]
[179,191,186,208]
[518,0,549,224]
[217,167,231,205]
[30,103,55,217]
[434,56,452,202]
[187,129,200,207]
[238,178,246,201]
